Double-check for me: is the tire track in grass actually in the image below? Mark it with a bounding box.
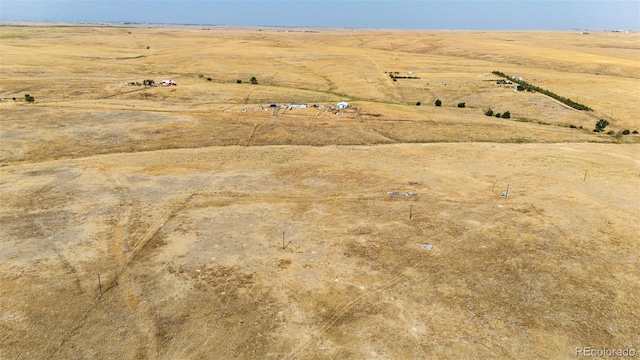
[98,168,161,355]
[282,210,504,360]
[247,121,262,146]
[351,33,405,104]
[51,171,213,358]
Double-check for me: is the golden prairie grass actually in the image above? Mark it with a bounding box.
[0,25,639,360]
[1,27,638,130]
[1,142,638,359]
[1,26,639,166]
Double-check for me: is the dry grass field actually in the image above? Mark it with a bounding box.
[1,24,639,359]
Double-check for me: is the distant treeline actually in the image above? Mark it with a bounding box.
[492,71,593,111]
[389,74,420,81]
[385,71,420,81]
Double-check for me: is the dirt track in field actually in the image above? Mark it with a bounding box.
[2,143,638,359]
[1,25,639,359]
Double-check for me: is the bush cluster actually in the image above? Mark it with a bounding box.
[485,108,510,118]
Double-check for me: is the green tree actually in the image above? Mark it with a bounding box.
[501,111,511,119]
[457,102,465,108]
[435,99,442,107]
[25,94,35,103]
[594,119,609,132]
[250,76,258,85]
[485,108,493,116]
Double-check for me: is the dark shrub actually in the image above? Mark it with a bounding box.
[501,111,511,119]
[594,119,609,132]
[457,102,465,108]
[485,108,493,116]
[435,99,442,107]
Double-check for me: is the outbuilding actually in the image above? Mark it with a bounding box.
[336,101,349,109]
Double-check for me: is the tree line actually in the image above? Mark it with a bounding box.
[492,71,593,111]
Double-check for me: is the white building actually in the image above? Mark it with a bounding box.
[336,102,349,109]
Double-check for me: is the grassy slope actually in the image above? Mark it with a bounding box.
[1,27,639,164]
[0,25,639,360]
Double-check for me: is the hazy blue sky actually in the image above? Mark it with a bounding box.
[1,1,639,30]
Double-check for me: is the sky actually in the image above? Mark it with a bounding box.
[1,1,639,30]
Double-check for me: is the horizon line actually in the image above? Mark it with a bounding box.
[1,20,638,33]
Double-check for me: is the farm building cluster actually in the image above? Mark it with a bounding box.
[264,102,349,112]
[260,102,349,110]
[117,76,358,116]
[124,79,177,86]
